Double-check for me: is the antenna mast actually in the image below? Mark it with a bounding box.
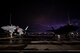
[10,12,12,25]
[10,8,13,25]
[67,12,71,25]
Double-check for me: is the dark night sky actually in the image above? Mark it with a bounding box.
[0,0,80,32]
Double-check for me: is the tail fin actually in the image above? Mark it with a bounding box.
[25,26,29,30]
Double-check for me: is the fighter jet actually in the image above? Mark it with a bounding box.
[47,14,79,34]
